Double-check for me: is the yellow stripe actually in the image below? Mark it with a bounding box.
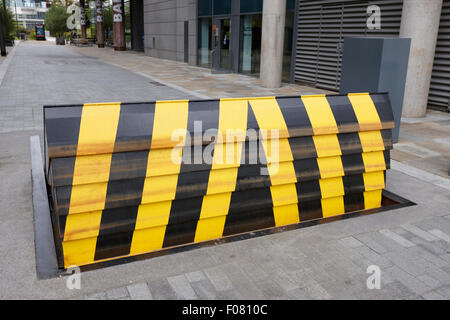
[141,174,179,204]
[348,93,382,131]
[206,167,239,194]
[312,134,342,157]
[316,156,344,179]
[130,101,189,254]
[129,201,172,253]
[358,131,384,152]
[195,99,247,242]
[63,102,121,267]
[63,211,103,242]
[364,190,383,209]
[319,176,345,199]
[194,193,232,242]
[302,95,339,135]
[362,151,386,172]
[249,97,300,226]
[73,102,122,156]
[63,237,102,267]
[363,171,385,191]
[321,196,345,217]
[249,97,290,138]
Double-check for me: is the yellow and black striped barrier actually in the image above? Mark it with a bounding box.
[44,93,394,268]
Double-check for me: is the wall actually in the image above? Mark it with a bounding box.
[143,0,197,65]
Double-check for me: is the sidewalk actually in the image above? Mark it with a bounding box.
[0,42,449,300]
[72,46,450,180]
[70,46,331,99]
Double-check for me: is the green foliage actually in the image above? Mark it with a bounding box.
[102,4,113,31]
[44,3,70,37]
[1,1,15,39]
[28,28,36,40]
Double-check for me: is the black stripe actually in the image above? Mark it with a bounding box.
[163,100,220,248]
[298,199,323,221]
[337,132,363,155]
[344,193,365,213]
[113,103,156,153]
[276,96,314,137]
[94,105,154,260]
[381,129,393,149]
[47,107,83,239]
[44,105,84,158]
[370,94,395,129]
[296,180,321,202]
[342,174,365,194]
[341,153,365,176]
[222,204,275,236]
[294,158,321,181]
[384,150,391,169]
[289,136,317,159]
[327,95,360,133]
[94,206,140,261]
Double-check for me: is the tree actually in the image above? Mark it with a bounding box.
[44,2,70,37]
[0,1,15,40]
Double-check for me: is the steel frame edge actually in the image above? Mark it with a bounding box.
[30,135,62,279]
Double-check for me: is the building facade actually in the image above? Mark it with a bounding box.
[7,0,51,30]
[140,0,448,111]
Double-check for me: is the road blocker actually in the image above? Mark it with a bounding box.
[41,93,400,269]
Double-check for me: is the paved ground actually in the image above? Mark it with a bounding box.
[70,45,332,99]
[0,41,450,300]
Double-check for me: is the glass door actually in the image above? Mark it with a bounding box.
[219,19,231,70]
[212,17,232,71]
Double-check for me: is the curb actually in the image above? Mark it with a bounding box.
[30,135,60,279]
[0,40,20,87]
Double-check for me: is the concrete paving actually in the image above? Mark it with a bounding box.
[0,41,449,300]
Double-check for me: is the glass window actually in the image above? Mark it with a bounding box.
[240,0,263,14]
[213,0,231,15]
[287,0,295,11]
[198,18,212,68]
[239,14,262,75]
[198,0,212,17]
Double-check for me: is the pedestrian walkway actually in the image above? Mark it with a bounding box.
[0,41,449,300]
[70,45,331,99]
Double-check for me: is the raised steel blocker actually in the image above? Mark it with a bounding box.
[44,93,394,268]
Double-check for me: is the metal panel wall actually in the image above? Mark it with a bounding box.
[428,0,450,110]
[295,0,403,91]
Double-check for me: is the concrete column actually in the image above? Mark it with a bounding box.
[400,0,443,118]
[112,0,126,51]
[80,0,87,39]
[260,0,286,88]
[96,0,104,48]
